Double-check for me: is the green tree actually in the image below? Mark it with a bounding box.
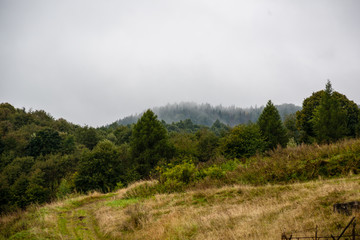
[75,126,100,150]
[113,125,132,145]
[312,81,347,143]
[130,110,174,177]
[195,128,219,162]
[283,113,300,144]
[257,100,288,149]
[0,175,11,213]
[60,134,76,154]
[169,132,198,158]
[220,123,265,159]
[25,168,50,204]
[296,82,359,143]
[210,119,230,137]
[74,140,125,193]
[10,173,29,209]
[26,128,62,157]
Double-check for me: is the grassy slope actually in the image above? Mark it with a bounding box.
[1,176,360,240]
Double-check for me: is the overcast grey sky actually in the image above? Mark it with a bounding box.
[1,0,360,126]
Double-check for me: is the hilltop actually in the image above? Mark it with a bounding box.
[114,102,301,127]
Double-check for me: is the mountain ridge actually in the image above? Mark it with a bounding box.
[114,102,301,127]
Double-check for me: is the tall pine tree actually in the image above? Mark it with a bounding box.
[257,100,288,149]
[312,81,347,143]
[130,110,174,177]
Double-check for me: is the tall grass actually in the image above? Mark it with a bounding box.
[230,138,360,185]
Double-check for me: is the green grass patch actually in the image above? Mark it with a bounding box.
[7,230,37,240]
[106,198,139,208]
[57,213,69,236]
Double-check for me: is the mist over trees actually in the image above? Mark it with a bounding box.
[115,102,301,127]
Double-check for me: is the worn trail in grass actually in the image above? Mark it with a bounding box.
[1,176,360,240]
[52,193,114,240]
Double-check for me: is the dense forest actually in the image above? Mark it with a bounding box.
[114,102,301,127]
[0,81,359,214]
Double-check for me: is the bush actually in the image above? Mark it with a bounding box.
[56,178,72,199]
[158,159,196,192]
[202,165,225,179]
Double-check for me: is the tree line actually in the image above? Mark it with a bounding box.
[0,81,359,214]
[114,102,301,127]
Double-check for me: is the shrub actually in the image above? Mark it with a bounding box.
[158,159,196,192]
[56,179,72,199]
[202,165,225,179]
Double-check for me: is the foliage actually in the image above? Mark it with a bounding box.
[164,119,203,133]
[296,81,359,143]
[113,125,132,145]
[130,110,174,177]
[74,140,126,193]
[220,123,266,159]
[231,138,360,185]
[210,119,230,136]
[157,159,196,192]
[312,81,347,143]
[195,128,219,162]
[283,113,300,144]
[169,132,198,158]
[0,88,358,215]
[56,178,73,199]
[257,100,288,149]
[115,102,301,127]
[202,165,225,179]
[26,128,62,157]
[75,126,100,150]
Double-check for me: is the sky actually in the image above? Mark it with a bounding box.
[1,0,360,127]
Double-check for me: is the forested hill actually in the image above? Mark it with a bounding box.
[115,102,301,127]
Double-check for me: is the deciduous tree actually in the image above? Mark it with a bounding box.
[220,123,265,159]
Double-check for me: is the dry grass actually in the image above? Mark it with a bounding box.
[228,138,360,185]
[1,176,360,239]
[94,176,360,240]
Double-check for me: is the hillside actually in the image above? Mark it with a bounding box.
[115,102,301,127]
[1,176,359,240]
[2,137,360,239]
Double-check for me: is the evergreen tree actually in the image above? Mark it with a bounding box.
[312,81,347,143]
[130,110,174,177]
[257,100,288,149]
[296,82,359,143]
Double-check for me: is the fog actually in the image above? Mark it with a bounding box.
[1,0,360,126]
